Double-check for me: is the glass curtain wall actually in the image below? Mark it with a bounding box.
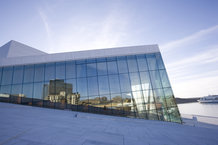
[0,52,181,123]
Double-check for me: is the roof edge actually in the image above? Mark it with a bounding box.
[0,44,160,67]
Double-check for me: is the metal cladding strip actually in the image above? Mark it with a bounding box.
[0,44,160,67]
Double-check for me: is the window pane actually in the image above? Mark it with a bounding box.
[153,89,167,109]
[127,56,138,72]
[143,90,157,112]
[142,90,154,110]
[87,63,97,77]
[66,61,76,79]
[146,54,158,70]
[168,107,181,123]
[2,67,13,85]
[148,109,158,120]
[34,64,44,82]
[43,81,49,98]
[97,62,107,76]
[33,82,44,107]
[150,70,162,89]
[119,73,131,92]
[117,57,128,74]
[111,93,123,112]
[45,63,55,81]
[33,82,44,99]
[99,94,111,110]
[122,92,136,116]
[87,77,99,96]
[77,78,87,97]
[22,83,33,98]
[140,72,152,90]
[11,84,22,95]
[13,66,24,84]
[107,61,118,75]
[24,65,34,83]
[77,64,86,78]
[43,80,68,105]
[156,53,165,69]
[56,62,65,79]
[159,70,170,88]
[161,108,171,122]
[129,73,141,91]
[66,79,77,93]
[98,76,110,95]
[89,96,100,109]
[132,91,144,105]
[136,55,148,71]
[163,88,176,107]
[0,68,2,85]
[109,75,120,94]
[0,85,11,94]
[54,79,66,96]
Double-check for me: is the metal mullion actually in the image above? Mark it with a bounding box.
[126,55,137,118]
[145,54,160,121]
[115,56,124,116]
[136,55,148,119]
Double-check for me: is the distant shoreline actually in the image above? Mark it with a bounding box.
[175,98,199,104]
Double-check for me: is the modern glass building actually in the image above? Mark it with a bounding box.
[0,40,181,123]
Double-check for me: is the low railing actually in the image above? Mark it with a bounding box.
[181,114,218,128]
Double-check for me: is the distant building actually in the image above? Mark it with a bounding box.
[0,40,181,123]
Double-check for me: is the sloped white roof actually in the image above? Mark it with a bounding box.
[0,40,160,67]
[0,40,47,58]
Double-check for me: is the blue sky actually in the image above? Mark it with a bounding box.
[1,0,218,98]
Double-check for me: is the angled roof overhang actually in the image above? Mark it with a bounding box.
[0,41,160,67]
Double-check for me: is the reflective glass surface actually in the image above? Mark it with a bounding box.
[1,67,13,85]
[107,61,118,75]
[119,74,131,92]
[13,66,24,84]
[0,68,2,84]
[56,62,65,79]
[98,76,110,95]
[87,63,97,77]
[136,55,148,71]
[45,63,55,81]
[117,56,128,74]
[87,77,99,96]
[109,75,120,94]
[77,64,86,78]
[0,52,181,123]
[127,56,138,72]
[66,61,76,79]
[97,62,107,76]
[24,65,34,83]
[11,84,22,95]
[34,64,44,82]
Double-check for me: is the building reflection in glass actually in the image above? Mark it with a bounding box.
[0,53,181,123]
[43,79,80,105]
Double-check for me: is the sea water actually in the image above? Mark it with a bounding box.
[178,102,218,117]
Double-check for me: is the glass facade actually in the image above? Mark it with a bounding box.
[0,52,181,123]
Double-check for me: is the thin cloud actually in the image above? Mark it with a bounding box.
[168,45,218,69]
[48,3,129,53]
[161,25,218,52]
[92,11,128,49]
[161,25,218,97]
[38,8,53,52]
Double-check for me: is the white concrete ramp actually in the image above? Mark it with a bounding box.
[0,102,218,145]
